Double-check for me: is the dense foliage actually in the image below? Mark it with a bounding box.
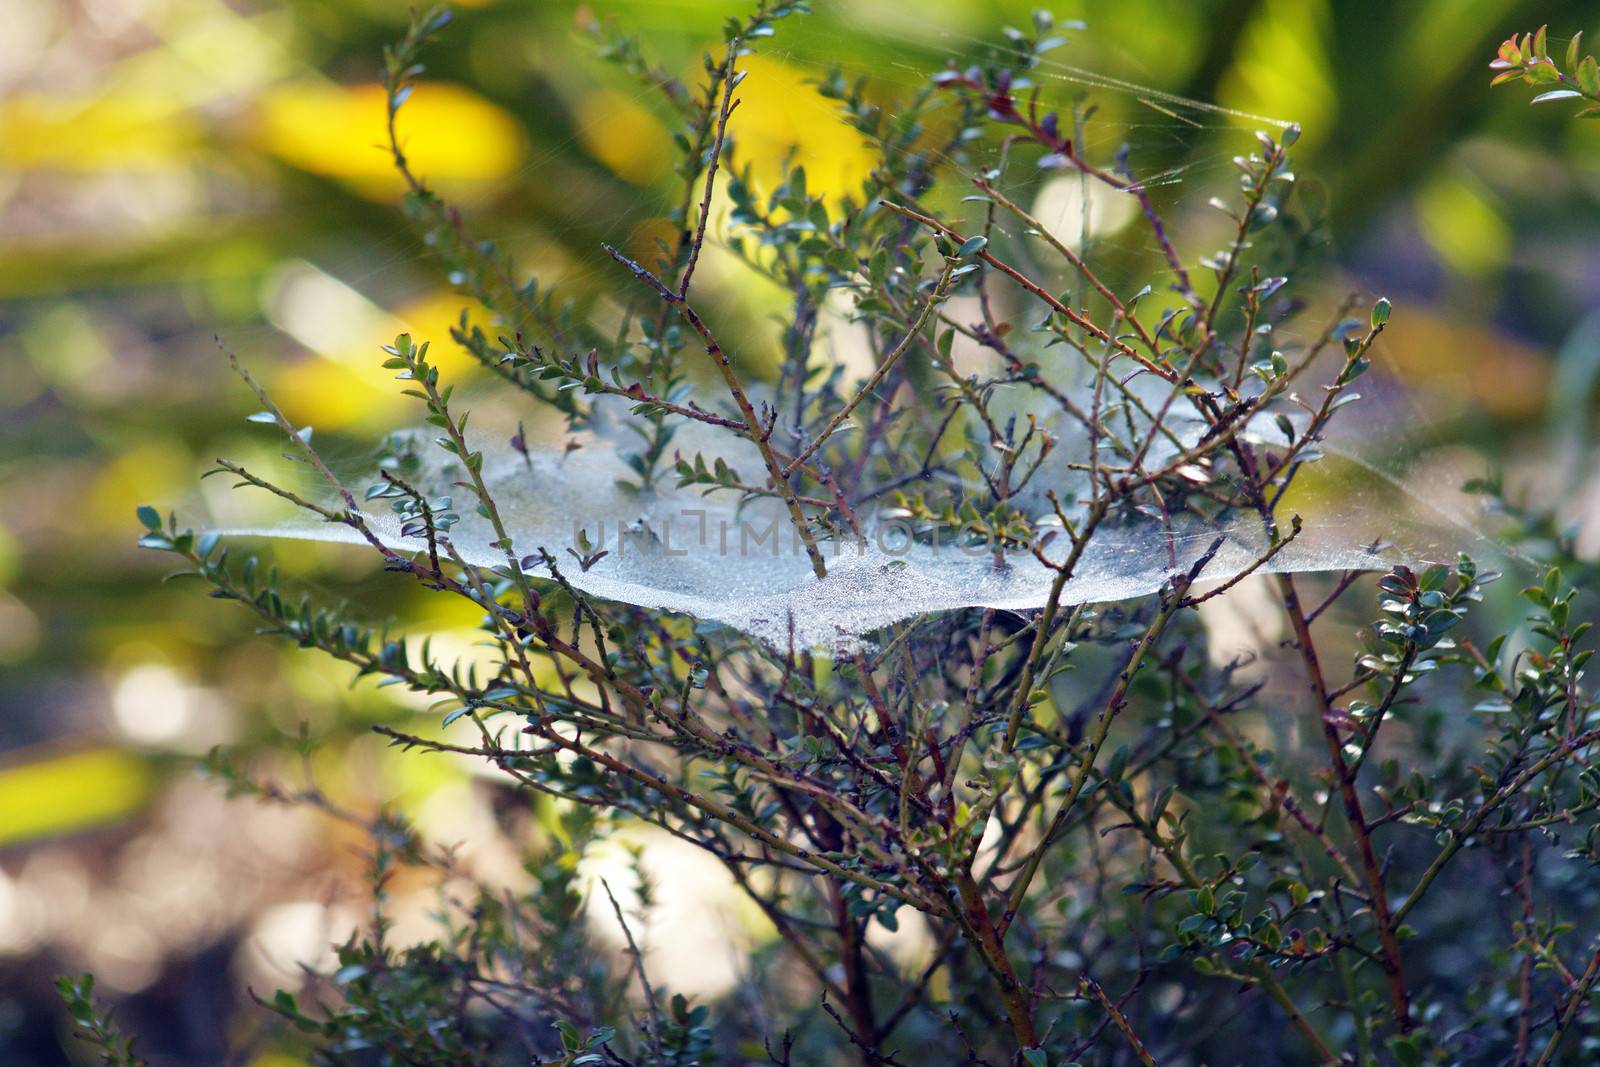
[72,9,1600,1066]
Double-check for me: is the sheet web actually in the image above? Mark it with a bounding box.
[216,15,1503,652]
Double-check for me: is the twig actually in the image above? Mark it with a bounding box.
[600,878,665,1066]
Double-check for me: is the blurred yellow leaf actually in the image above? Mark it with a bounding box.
[1217,0,1335,149]
[729,54,876,205]
[88,441,195,536]
[270,357,406,432]
[251,80,524,199]
[0,747,155,847]
[0,93,203,170]
[576,89,673,185]
[250,1056,311,1067]
[264,260,485,430]
[0,524,19,587]
[1416,175,1510,278]
[392,289,489,378]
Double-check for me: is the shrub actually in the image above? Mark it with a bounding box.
[100,8,1600,1066]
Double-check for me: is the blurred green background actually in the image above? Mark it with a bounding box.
[2,0,1598,1062]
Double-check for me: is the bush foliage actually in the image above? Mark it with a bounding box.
[81,8,1600,1066]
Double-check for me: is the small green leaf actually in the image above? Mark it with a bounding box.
[1579,55,1600,96]
[137,505,163,531]
[1530,89,1583,103]
[1386,1034,1422,1067]
[956,235,988,258]
[1370,297,1391,329]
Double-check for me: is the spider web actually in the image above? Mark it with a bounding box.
[212,18,1507,652]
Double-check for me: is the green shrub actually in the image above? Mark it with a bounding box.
[96,9,1600,1066]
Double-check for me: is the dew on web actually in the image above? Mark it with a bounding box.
[220,366,1502,655]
